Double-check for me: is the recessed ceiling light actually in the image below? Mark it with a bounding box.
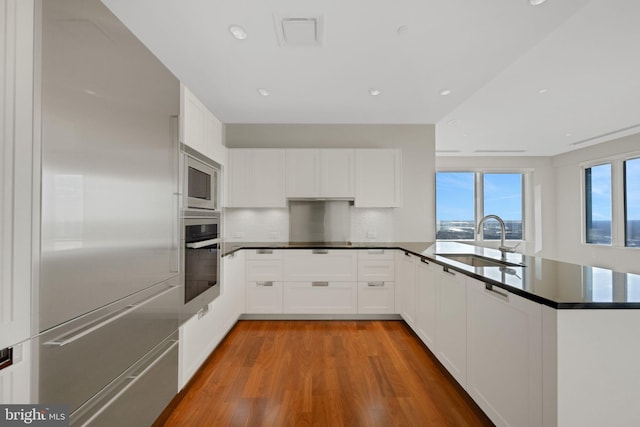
[439,89,452,96]
[529,0,547,5]
[83,89,97,96]
[565,133,572,137]
[396,26,409,36]
[538,88,549,94]
[447,119,460,126]
[369,88,381,96]
[228,25,247,40]
[257,88,270,97]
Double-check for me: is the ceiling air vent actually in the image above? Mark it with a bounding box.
[274,14,324,47]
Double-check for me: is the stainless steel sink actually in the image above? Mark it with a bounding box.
[435,253,524,268]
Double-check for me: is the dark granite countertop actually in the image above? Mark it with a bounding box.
[223,241,640,309]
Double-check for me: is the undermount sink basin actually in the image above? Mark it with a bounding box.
[436,253,524,268]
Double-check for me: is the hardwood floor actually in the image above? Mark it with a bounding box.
[157,320,493,427]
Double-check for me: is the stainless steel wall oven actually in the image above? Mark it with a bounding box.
[182,212,221,315]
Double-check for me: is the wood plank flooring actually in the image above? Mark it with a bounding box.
[156,320,493,427]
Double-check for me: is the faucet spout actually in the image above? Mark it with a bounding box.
[477,214,516,259]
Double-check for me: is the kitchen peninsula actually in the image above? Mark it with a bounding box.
[222,241,640,427]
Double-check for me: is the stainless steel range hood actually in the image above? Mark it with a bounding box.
[289,200,351,243]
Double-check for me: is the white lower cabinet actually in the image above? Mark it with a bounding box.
[246,281,283,314]
[466,278,542,427]
[435,266,467,387]
[179,250,246,389]
[283,250,357,282]
[283,282,357,314]
[358,281,395,314]
[395,250,417,326]
[415,258,438,351]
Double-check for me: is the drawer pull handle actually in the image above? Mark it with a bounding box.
[485,283,509,301]
[420,258,429,265]
[256,249,273,255]
[257,281,274,287]
[44,285,178,347]
[367,281,385,287]
[442,267,456,276]
[368,249,384,255]
[404,251,411,257]
[312,249,329,255]
[312,281,329,287]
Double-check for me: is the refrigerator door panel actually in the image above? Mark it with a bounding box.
[70,332,178,427]
[34,279,179,413]
[39,0,180,332]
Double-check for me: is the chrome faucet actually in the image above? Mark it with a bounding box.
[477,214,517,260]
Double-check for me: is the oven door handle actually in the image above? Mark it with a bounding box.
[186,238,221,249]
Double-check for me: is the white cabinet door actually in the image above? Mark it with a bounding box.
[283,250,358,282]
[251,149,286,208]
[227,149,285,208]
[358,249,395,282]
[435,266,467,387]
[246,281,283,314]
[415,258,438,351]
[227,149,252,207]
[355,149,402,207]
[205,110,225,166]
[320,149,354,197]
[181,86,208,156]
[246,250,283,282]
[286,149,319,197]
[283,282,357,314]
[358,281,395,314]
[223,250,246,324]
[466,278,542,427]
[0,340,31,403]
[395,251,416,326]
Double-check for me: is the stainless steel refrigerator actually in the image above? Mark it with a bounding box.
[33,0,181,425]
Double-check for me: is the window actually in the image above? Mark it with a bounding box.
[435,171,524,241]
[483,173,523,240]
[625,158,640,247]
[436,172,475,240]
[585,163,612,245]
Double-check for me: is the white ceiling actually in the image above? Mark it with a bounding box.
[100,0,640,156]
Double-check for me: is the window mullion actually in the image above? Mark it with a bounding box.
[476,172,483,242]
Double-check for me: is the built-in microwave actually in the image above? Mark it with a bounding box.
[182,145,220,211]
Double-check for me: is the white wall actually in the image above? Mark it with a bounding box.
[224,124,435,243]
[435,156,556,259]
[552,134,640,273]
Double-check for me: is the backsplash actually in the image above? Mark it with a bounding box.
[224,207,394,242]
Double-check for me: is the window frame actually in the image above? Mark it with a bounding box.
[623,156,640,248]
[435,168,529,243]
[581,151,640,249]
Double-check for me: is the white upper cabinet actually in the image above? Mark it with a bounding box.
[286,149,319,197]
[319,149,354,197]
[285,149,354,198]
[180,85,225,166]
[355,149,402,207]
[227,149,286,208]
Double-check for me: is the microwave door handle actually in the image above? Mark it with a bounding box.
[186,238,220,249]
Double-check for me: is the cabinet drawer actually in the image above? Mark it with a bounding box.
[357,248,395,260]
[245,249,283,260]
[358,260,395,281]
[246,259,283,281]
[35,279,179,414]
[246,281,283,314]
[283,250,357,282]
[72,332,178,427]
[358,281,395,314]
[283,282,357,314]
